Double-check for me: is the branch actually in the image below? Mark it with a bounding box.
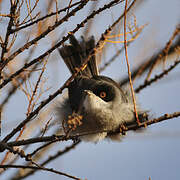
[120,36,180,86]
[0,0,90,72]
[126,111,180,131]
[2,134,75,150]
[0,0,125,89]
[10,1,82,34]
[13,141,81,180]
[108,111,180,135]
[145,25,180,81]
[0,1,19,62]
[1,110,179,149]
[135,58,180,93]
[100,32,136,72]
[0,0,19,139]
[0,164,80,180]
[123,0,140,124]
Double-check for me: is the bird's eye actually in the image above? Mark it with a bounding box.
[99,91,107,99]
[93,84,115,102]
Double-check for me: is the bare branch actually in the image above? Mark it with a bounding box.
[0,164,80,180]
[14,140,80,180]
[0,110,179,149]
[0,0,90,72]
[135,58,180,93]
[120,36,180,86]
[10,1,82,34]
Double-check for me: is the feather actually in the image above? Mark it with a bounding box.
[58,35,99,77]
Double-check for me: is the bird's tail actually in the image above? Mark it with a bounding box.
[58,35,99,77]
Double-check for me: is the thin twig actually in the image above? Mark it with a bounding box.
[108,111,180,135]
[120,36,180,86]
[124,0,140,124]
[0,59,48,165]
[135,58,180,93]
[22,0,39,25]
[14,140,81,180]
[9,141,80,180]
[1,144,80,180]
[5,135,75,147]
[67,0,73,15]
[10,1,82,34]
[0,0,19,64]
[126,111,180,131]
[0,0,90,72]
[0,0,19,144]
[0,164,80,180]
[100,29,142,72]
[145,25,180,81]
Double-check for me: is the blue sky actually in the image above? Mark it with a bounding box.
[1,0,180,180]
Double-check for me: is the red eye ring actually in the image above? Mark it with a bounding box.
[99,91,106,98]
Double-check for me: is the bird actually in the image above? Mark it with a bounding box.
[56,35,147,142]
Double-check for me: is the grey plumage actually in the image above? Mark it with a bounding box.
[56,35,147,142]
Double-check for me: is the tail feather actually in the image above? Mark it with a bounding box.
[58,35,99,77]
